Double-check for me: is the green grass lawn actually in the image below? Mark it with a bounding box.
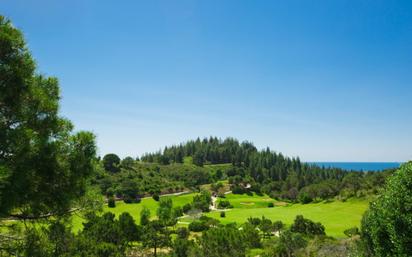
[209,194,369,238]
[71,191,369,238]
[220,192,282,209]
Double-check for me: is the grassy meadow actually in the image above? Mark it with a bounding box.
[208,195,368,238]
[72,191,369,238]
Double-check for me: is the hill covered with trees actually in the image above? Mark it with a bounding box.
[99,137,394,205]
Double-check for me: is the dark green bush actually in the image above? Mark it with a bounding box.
[108,197,115,208]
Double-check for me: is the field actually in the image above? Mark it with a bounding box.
[209,194,368,238]
[72,191,369,238]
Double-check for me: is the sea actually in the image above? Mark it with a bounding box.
[308,162,402,172]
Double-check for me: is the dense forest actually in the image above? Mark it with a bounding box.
[1,15,411,257]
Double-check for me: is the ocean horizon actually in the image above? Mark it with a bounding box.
[308,162,402,171]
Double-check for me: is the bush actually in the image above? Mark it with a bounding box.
[298,192,313,204]
[290,215,325,236]
[344,227,359,237]
[188,220,208,232]
[361,162,412,257]
[176,227,190,239]
[108,197,115,208]
[217,200,233,209]
[268,202,274,208]
[220,211,226,218]
[232,185,245,194]
[182,203,192,214]
[152,193,160,201]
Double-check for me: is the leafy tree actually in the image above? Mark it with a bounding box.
[176,227,189,239]
[199,224,247,257]
[290,215,325,236]
[103,153,121,173]
[259,216,273,238]
[0,16,98,255]
[157,198,174,226]
[192,190,212,212]
[140,206,151,226]
[273,220,284,233]
[172,237,194,257]
[118,212,141,244]
[268,230,307,257]
[120,156,135,169]
[361,162,412,257]
[142,220,171,257]
[242,222,261,248]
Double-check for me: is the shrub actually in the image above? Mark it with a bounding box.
[232,185,245,194]
[220,211,226,218]
[298,192,313,204]
[182,203,192,214]
[108,197,115,208]
[268,202,274,208]
[361,162,412,257]
[176,227,190,239]
[217,200,233,209]
[344,227,359,237]
[123,195,134,203]
[290,215,325,236]
[152,193,160,201]
[189,221,208,232]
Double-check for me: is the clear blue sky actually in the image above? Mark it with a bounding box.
[2,0,411,161]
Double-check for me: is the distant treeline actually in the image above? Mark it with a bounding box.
[137,137,394,202]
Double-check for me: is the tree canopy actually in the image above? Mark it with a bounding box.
[361,162,412,257]
[0,16,96,220]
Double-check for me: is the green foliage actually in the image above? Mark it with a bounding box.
[153,193,160,201]
[0,14,97,219]
[108,197,116,208]
[118,212,141,242]
[298,191,313,204]
[172,237,194,257]
[343,227,359,238]
[192,190,212,212]
[268,202,275,208]
[217,200,233,209]
[259,216,273,238]
[120,156,135,169]
[188,216,220,232]
[140,206,151,226]
[157,198,177,226]
[176,227,190,239]
[103,153,121,173]
[142,220,171,257]
[141,137,394,203]
[242,222,261,248]
[266,230,307,257]
[199,224,247,257]
[188,220,208,232]
[290,215,325,236]
[361,162,412,257]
